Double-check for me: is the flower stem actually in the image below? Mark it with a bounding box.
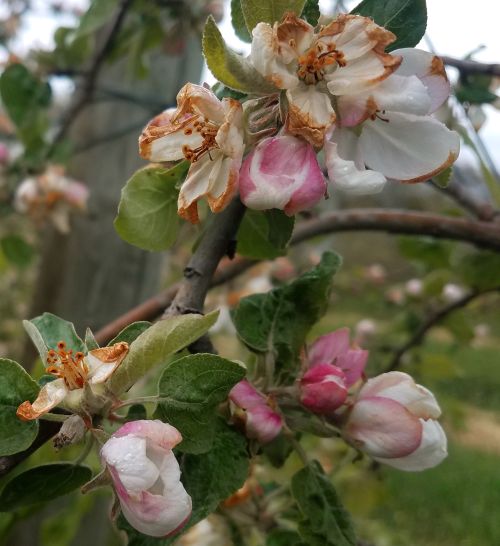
[283,424,309,466]
[75,435,94,465]
[39,413,70,423]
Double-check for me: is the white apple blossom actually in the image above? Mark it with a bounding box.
[17,340,129,421]
[101,420,192,537]
[325,49,460,193]
[139,83,244,223]
[250,13,401,147]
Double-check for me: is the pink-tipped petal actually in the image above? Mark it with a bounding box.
[229,380,265,410]
[345,396,423,458]
[336,349,369,387]
[113,419,183,451]
[246,404,283,444]
[300,363,348,414]
[308,328,351,367]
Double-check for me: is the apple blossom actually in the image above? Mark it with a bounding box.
[300,328,368,414]
[101,420,192,537]
[16,340,129,421]
[229,380,282,444]
[325,49,460,194]
[250,13,401,146]
[344,371,447,471]
[14,166,89,233]
[239,134,326,214]
[139,83,244,223]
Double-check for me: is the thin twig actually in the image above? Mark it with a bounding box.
[51,0,133,147]
[441,55,500,77]
[385,287,500,372]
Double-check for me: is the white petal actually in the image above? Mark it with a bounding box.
[17,378,69,420]
[372,74,431,115]
[359,111,460,182]
[327,52,392,96]
[149,128,201,162]
[325,128,387,194]
[393,48,450,113]
[250,23,299,89]
[375,420,447,471]
[102,436,160,492]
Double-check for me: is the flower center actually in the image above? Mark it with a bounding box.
[297,41,346,85]
[46,341,88,390]
[182,117,219,162]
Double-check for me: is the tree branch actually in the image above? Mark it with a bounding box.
[94,208,500,344]
[51,0,133,147]
[385,287,500,372]
[441,55,500,77]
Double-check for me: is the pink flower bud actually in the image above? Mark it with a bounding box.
[344,372,447,471]
[229,380,282,444]
[308,328,368,388]
[101,420,192,537]
[300,363,348,414]
[239,135,326,215]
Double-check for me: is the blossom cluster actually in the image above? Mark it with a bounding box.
[139,12,459,223]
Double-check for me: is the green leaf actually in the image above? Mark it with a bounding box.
[398,236,451,271]
[237,209,294,259]
[443,311,474,343]
[231,0,252,42]
[108,311,219,395]
[155,354,245,453]
[433,166,453,188]
[117,421,249,545]
[108,321,152,345]
[0,359,40,457]
[458,251,500,290]
[0,235,35,268]
[75,0,116,38]
[301,0,320,26]
[114,164,188,252]
[126,404,147,422]
[84,328,99,351]
[0,463,92,511]
[291,461,356,546]
[351,0,427,50]
[267,529,307,546]
[24,313,85,363]
[456,74,498,105]
[0,64,51,128]
[240,0,307,30]
[231,252,341,380]
[203,16,277,94]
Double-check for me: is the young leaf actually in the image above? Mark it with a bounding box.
[231,252,341,380]
[351,0,427,50]
[433,166,453,188]
[301,0,320,26]
[240,0,307,30]
[114,163,188,252]
[84,328,99,351]
[0,359,40,457]
[203,16,277,95]
[74,0,116,38]
[24,313,86,363]
[231,0,252,42]
[108,321,152,345]
[291,461,357,546]
[108,311,219,395]
[0,235,35,268]
[237,209,294,259]
[0,463,92,511]
[154,354,245,453]
[0,63,51,128]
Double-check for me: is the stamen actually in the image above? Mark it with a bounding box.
[182,119,219,163]
[297,42,347,84]
[46,341,89,390]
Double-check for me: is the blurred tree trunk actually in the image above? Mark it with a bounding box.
[27,39,203,341]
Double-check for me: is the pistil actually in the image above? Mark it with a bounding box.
[46,341,89,390]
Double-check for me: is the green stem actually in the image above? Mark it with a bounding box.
[283,424,309,466]
[75,435,94,465]
[39,412,70,423]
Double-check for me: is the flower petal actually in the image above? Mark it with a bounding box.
[336,349,369,388]
[102,435,160,491]
[300,363,348,414]
[87,342,129,385]
[229,380,265,410]
[246,404,283,444]
[359,111,460,182]
[346,396,423,458]
[309,328,351,367]
[250,22,300,89]
[16,378,68,421]
[393,48,450,113]
[325,129,387,194]
[375,419,447,471]
[113,419,183,451]
[286,85,336,147]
